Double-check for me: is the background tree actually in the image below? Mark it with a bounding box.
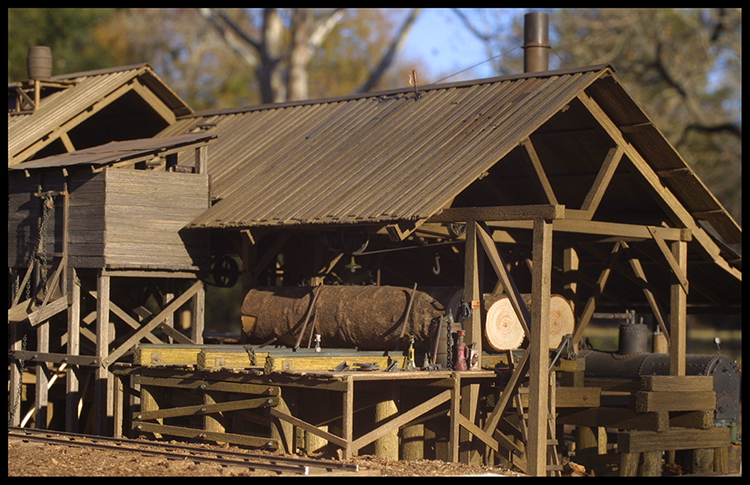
[7,8,118,81]
[454,8,742,225]
[87,8,425,109]
[197,8,423,103]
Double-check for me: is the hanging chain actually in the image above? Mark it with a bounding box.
[37,194,54,299]
[8,334,27,425]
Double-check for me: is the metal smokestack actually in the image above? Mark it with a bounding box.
[523,12,550,73]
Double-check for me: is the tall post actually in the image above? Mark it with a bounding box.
[527,219,553,475]
[35,320,50,428]
[669,240,688,375]
[66,268,81,431]
[460,221,482,463]
[191,280,205,344]
[95,271,111,435]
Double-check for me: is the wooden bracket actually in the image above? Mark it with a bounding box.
[648,226,689,294]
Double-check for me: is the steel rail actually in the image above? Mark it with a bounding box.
[8,427,358,475]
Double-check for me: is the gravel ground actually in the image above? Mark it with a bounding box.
[8,435,525,477]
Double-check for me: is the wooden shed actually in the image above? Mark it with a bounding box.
[8,132,215,435]
[8,134,214,271]
[150,64,740,474]
[8,59,740,476]
[9,63,192,165]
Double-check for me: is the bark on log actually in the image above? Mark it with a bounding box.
[242,286,462,351]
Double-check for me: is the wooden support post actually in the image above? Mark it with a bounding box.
[9,269,24,427]
[563,247,579,312]
[113,373,125,438]
[35,314,50,428]
[640,450,663,476]
[195,145,208,175]
[305,389,330,454]
[374,385,399,460]
[450,372,461,463]
[527,219,553,476]
[669,240,688,376]
[191,280,205,344]
[162,279,175,342]
[400,388,425,461]
[271,388,296,454]
[203,390,226,438]
[66,268,81,432]
[460,222,482,464]
[95,271,111,435]
[342,376,354,459]
[620,452,640,476]
[462,221,482,361]
[8,352,23,425]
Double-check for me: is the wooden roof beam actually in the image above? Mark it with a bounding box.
[576,91,723,263]
[491,219,690,242]
[427,204,565,223]
[10,81,135,165]
[578,145,624,218]
[521,138,558,205]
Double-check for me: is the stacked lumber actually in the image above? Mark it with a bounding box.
[615,375,728,476]
[134,344,402,373]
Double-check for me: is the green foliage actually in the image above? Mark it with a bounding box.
[8,8,118,81]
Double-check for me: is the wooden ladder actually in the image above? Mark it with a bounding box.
[516,371,562,476]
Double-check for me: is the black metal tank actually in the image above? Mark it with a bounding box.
[579,350,740,427]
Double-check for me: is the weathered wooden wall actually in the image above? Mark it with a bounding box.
[8,167,210,271]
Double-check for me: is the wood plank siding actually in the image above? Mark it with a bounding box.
[8,168,209,270]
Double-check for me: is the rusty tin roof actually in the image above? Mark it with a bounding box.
[155,65,738,250]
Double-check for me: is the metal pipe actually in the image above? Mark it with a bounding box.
[523,12,550,73]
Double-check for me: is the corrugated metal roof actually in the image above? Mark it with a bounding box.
[8,133,216,171]
[156,64,739,249]
[8,64,192,165]
[162,66,609,229]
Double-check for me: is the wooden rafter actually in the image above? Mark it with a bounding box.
[475,223,530,335]
[428,204,565,224]
[572,241,623,348]
[521,138,558,205]
[579,145,624,217]
[576,91,723,263]
[491,218,689,242]
[621,241,670,343]
[648,226,689,294]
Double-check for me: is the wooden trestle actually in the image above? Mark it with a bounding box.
[112,354,590,473]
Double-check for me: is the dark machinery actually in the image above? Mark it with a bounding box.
[580,314,741,428]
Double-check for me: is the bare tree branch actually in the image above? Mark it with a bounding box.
[309,8,345,49]
[197,8,259,68]
[357,8,422,93]
[288,8,345,100]
[452,8,492,42]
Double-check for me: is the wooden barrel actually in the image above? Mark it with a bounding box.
[484,294,574,351]
[242,285,462,351]
[27,46,52,80]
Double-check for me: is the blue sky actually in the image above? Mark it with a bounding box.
[400,8,523,84]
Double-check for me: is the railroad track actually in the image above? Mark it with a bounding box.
[8,427,360,476]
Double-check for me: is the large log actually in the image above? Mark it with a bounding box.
[241,286,462,351]
[484,294,574,351]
